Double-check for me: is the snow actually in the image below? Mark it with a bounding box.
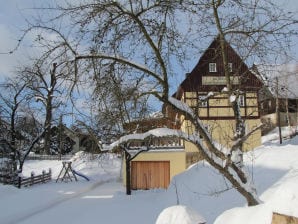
[1,129,298,224]
[168,96,195,118]
[221,87,229,92]
[229,94,236,103]
[156,205,206,224]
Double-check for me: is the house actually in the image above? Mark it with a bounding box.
[169,37,263,154]
[123,37,263,191]
[49,125,102,154]
[256,64,298,133]
[78,133,102,153]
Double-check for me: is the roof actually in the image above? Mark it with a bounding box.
[174,37,263,99]
[256,64,298,99]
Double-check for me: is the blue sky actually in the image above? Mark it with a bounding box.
[1,0,298,79]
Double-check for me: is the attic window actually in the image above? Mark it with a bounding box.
[228,63,233,72]
[209,63,217,72]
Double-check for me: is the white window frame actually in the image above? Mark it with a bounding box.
[198,95,208,107]
[209,63,217,72]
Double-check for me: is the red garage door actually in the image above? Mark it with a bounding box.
[131,161,170,190]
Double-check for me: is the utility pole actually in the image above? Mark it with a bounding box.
[276,77,282,144]
[59,115,63,160]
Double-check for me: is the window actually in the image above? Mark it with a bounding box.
[209,63,217,72]
[228,63,233,72]
[238,95,245,107]
[198,95,208,107]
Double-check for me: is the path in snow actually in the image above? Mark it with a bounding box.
[11,181,168,224]
[3,180,122,224]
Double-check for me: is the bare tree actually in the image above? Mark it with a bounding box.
[0,77,29,170]
[21,57,72,154]
[91,63,152,140]
[12,0,297,205]
[0,76,46,176]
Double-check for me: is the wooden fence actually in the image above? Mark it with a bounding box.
[26,154,73,161]
[0,169,52,188]
[16,169,52,188]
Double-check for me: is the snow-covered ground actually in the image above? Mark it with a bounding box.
[1,129,298,224]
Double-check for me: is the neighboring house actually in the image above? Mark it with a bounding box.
[78,133,102,153]
[123,37,263,191]
[49,125,103,154]
[38,125,80,155]
[256,64,298,132]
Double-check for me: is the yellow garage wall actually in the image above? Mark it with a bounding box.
[122,150,186,186]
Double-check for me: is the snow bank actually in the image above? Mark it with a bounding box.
[156,205,206,224]
[161,161,245,223]
[215,139,298,224]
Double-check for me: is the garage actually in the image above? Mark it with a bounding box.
[131,161,170,190]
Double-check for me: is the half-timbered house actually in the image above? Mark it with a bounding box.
[171,37,263,157]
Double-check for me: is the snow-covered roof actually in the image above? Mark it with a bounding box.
[256,64,298,99]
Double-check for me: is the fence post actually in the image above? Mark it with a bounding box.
[30,172,34,186]
[42,170,45,183]
[18,176,22,189]
[49,168,52,180]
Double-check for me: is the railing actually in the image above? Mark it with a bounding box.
[128,137,184,150]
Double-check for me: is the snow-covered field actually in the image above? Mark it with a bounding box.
[1,129,298,224]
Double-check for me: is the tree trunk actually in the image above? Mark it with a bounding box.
[43,63,57,154]
[10,106,17,172]
[125,151,132,195]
